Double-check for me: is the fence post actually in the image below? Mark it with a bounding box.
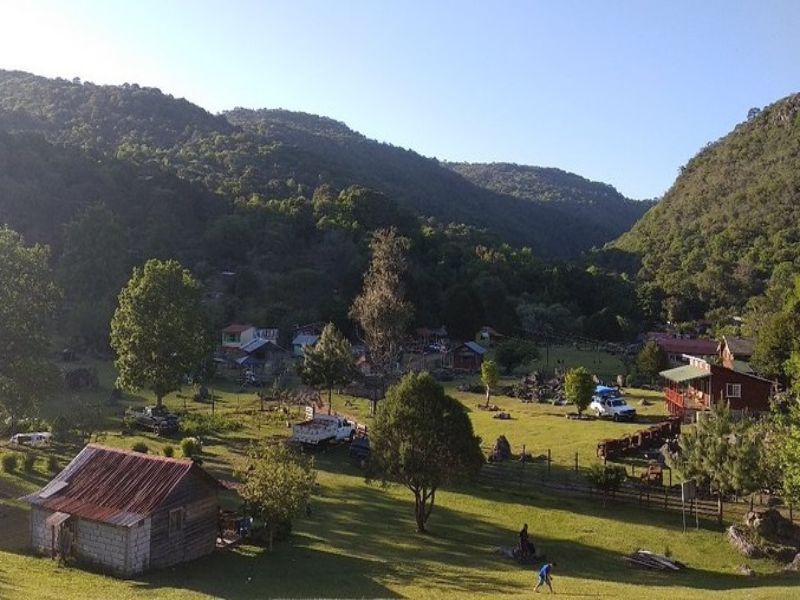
[664,486,668,511]
[574,452,578,474]
[717,496,723,526]
[520,444,526,489]
[547,449,551,478]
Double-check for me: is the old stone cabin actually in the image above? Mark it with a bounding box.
[22,444,223,576]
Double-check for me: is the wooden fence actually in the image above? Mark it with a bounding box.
[478,453,791,527]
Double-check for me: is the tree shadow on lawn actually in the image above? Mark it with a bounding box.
[310,450,793,595]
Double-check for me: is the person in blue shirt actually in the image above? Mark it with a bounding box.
[534,562,556,594]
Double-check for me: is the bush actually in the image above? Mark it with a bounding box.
[586,463,627,500]
[1,453,20,472]
[131,441,149,454]
[51,415,71,442]
[162,445,175,458]
[180,437,201,458]
[46,455,60,474]
[180,413,241,437]
[22,452,36,472]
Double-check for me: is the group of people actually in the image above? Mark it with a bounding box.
[519,523,556,594]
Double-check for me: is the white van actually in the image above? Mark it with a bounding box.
[9,432,52,447]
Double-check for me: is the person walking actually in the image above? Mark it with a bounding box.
[534,561,556,594]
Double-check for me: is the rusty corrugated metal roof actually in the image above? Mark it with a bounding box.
[22,444,222,527]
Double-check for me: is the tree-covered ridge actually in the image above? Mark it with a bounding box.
[612,92,800,318]
[0,69,645,258]
[449,161,653,249]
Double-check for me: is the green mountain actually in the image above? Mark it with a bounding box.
[612,93,800,318]
[448,162,653,245]
[0,69,647,258]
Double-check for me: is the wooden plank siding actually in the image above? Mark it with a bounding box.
[148,470,219,569]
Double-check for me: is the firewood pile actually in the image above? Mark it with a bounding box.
[622,550,685,571]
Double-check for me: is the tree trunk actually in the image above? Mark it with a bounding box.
[328,387,333,415]
[155,394,163,408]
[269,524,274,551]
[485,386,491,408]
[414,490,426,533]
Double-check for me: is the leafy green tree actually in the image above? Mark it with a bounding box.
[494,338,540,374]
[442,284,484,342]
[669,404,766,504]
[110,259,211,407]
[299,323,356,415]
[480,359,499,407]
[349,228,413,374]
[59,203,130,348]
[635,341,669,383]
[238,442,316,551]
[369,372,484,532]
[564,367,594,415]
[0,227,61,420]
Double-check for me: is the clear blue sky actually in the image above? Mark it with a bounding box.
[2,1,799,199]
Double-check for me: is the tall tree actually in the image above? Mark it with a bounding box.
[349,228,413,374]
[0,227,61,419]
[58,203,130,348]
[110,259,211,407]
[481,359,499,407]
[238,442,316,551]
[564,367,594,415]
[369,372,484,532]
[636,341,669,383]
[669,404,766,507]
[299,323,356,415]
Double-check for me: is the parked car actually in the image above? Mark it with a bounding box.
[9,432,51,447]
[291,415,357,447]
[590,385,636,421]
[125,405,180,435]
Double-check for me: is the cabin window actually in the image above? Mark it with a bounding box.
[169,508,184,536]
[725,383,742,398]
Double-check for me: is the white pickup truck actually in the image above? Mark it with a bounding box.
[590,387,637,422]
[291,415,357,446]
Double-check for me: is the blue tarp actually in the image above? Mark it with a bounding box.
[594,385,619,397]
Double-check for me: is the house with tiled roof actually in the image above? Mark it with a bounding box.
[21,444,223,576]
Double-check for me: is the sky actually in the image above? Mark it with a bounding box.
[1,1,798,199]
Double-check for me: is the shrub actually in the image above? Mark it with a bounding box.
[180,437,201,458]
[131,441,149,454]
[162,445,175,458]
[1,453,20,472]
[51,415,71,442]
[180,413,241,437]
[22,452,37,472]
[586,463,627,504]
[46,455,60,474]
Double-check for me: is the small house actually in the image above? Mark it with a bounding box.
[221,323,257,349]
[651,335,718,367]
[236,338,289,373]
[22,444,223,576]
[718,336,756,373]
[292,333,319,358]
[452,341,486,373]
[660,355,773,422]
[478,326,505,348]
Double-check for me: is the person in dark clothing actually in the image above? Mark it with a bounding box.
[519,523,536,557]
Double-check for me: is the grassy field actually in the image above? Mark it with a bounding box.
[1,348,798,599]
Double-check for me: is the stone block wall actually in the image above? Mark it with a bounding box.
[74,518,128,574]
[125,517,151,574]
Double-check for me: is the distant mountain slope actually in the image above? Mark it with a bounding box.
[447,161,652,243]
[0,69,644,257]
[612,93,800,314]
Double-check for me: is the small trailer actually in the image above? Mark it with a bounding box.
[290,414,357,447]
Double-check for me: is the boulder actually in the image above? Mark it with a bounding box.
[727,525,763,558]
[784,553,800,572]
[736,564,755,576]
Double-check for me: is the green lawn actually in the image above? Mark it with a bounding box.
[1,355,798,599]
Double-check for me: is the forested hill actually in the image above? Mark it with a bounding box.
[0,69,646,258]
[448,162,653,243]
[611,92,800,319]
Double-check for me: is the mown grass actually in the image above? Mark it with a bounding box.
[1,348,798,599]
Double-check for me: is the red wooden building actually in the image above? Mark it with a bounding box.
[451,342,487,373]
[660,355,772,422]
